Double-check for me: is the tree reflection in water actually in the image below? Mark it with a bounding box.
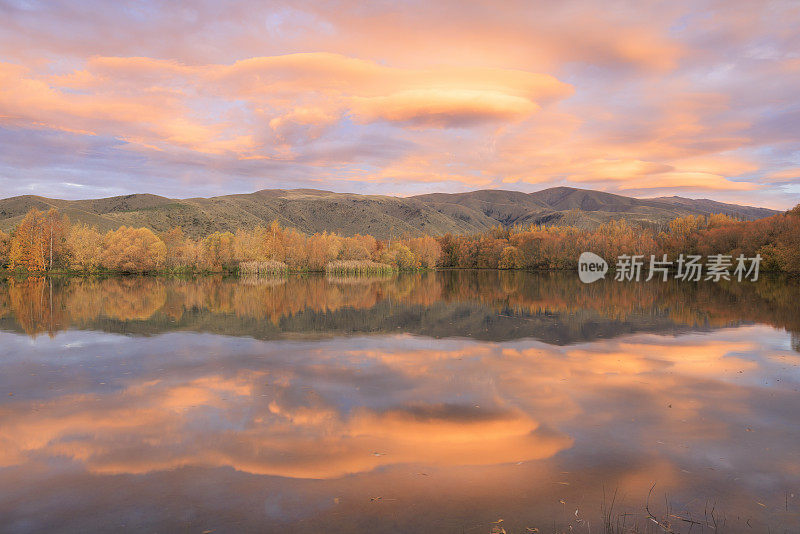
[1,271,798,347]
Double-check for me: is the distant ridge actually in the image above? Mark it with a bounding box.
[0,187,779,239]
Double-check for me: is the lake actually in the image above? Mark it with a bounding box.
[0,271,798,533]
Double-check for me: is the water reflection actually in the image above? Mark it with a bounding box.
[2,271,799,346]
[0,273,799,532]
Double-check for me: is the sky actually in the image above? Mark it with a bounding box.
[0,0,799,208]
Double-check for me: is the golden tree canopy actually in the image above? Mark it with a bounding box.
[101,226,166,272]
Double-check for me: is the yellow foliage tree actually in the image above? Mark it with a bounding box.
[338,235,372,261]
[43,208,69,270]
[66,223,103,271]
[499,245,522,269]
[160,226,195,269]
[201,232,236,271]
[9,209,47,271]
[0,229,9,267]
[378,243,416,269]
[306,232,341,270]
[406,236,441,268]
[8,208,69,271]
[101,226,166,272]
[707,213,738,228]
[234,226,272,263]
[280,227,307,268]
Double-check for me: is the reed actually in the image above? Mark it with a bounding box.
[238,260,289,275]
[324,260,396,275]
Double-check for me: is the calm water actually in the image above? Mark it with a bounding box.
[0,272,799,533]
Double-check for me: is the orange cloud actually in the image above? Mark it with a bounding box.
[0,51,782,199]
[564,159,674,182]
[351,89,539,127]
[1,1,798,205]
[0,53,571,163]
[616,172,760,191]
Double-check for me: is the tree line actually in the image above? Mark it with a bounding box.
[0,204,798,274]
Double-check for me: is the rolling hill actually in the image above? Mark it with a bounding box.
[0,187,779,239]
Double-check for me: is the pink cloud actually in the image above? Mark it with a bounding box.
[0,1,798,205]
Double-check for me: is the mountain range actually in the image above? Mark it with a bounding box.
[0,187,779,239]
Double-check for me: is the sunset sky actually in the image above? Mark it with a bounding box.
[1,1,799,208]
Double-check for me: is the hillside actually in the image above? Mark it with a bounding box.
[414,187,778,229]
[0,187,779,239]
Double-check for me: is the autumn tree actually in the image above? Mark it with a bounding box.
[101,226,166,272]
[436,234,459,268]
[264,220,287,262]
[280,227,307,268]
[338,235,372,261]
[8,208,70,271]
[664,214,706,254]
[772,207,800,273]
[201,231,236,271]
[161,226,195,269]
[234,226,270,263]
[65,223,103,271]
[707,213,738,228]
[306,232,342,270]
[499,246,522,269]
[377,243,416,269]
[406,236,441,268]
[43,208,68,270]
[9,209,47,270]
[0,229,9,267]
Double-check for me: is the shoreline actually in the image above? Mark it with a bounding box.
[0,267,795,279]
